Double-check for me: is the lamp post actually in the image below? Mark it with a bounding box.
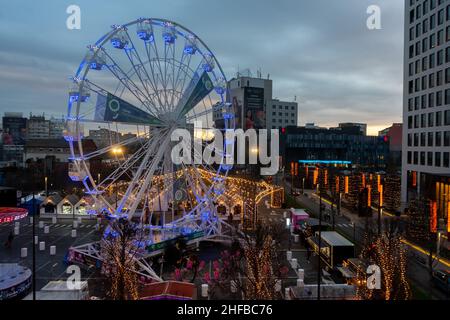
[378,191,382,235]
[317,184,322,301]
[302,177,305,195]
[44,176,48,197]
[32,190,36,301]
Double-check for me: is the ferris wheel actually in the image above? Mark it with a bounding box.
[65,18,234,241]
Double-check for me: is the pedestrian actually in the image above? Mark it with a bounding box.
[4,230,14,248]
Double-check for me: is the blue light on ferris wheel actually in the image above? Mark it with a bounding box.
[137,31,154,42]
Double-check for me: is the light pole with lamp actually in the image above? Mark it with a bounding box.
[317,183,322,301]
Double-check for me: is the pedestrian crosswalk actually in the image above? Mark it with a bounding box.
[336,223,353,229]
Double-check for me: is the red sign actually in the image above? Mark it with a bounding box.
[0,207,28,224]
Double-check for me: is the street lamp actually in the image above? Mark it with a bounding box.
[317,183,322,301]
[45,176,48,197]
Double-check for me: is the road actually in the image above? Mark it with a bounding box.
[0,216,102,293]
[286,187,448,300]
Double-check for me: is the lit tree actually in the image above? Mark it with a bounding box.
[357,221,411,300]
[101,218,140,300]
[384,174,401,213]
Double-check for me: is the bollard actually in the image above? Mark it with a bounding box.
[291,258,298,269]
[201,284,209,298]
[21,248,27,258]
[283,211,287,218]
[275,279,282,292]
[298,269,305,281]
[294,234,299,243]
[30,217,33,224]
[52,216,57,224]
[230,280,237,293]
[73,221,78,229]
[284,287,291,300]
[34,236,38,245]
[44,226,50,234]
[15,221,20,228]
[71,229,77,238]
[78,217,82,223]
[39,221,44,229]
[296,278,304,288]
[286,250,292,261]
[39,241,45,251]
[50,246,56,256]
[14,226,19,235]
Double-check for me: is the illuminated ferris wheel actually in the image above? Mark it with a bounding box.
[65,18,234,241]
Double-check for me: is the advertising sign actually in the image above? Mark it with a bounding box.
[95,93,163,126]
[177,71,214,118]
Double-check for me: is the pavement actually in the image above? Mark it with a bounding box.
[0,216,102,293]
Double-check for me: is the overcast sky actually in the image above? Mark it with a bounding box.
[0,0,404,135]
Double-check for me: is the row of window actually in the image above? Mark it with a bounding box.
[407,130,450,146]
[271,105,296,111]
[407,110,450,128]
[272,112,296,117]
[272,119,296,125]
[408,90,450,109]
[408,32,450,60]
[407,150,450,167]
[408,69,450,94]
[409,0,448,25]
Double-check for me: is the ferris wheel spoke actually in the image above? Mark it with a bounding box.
[123,30,168,115]
[125,132,173,218]
[78,132,149,161]
[102,49,160,119]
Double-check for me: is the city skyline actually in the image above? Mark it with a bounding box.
[0,0,403,135]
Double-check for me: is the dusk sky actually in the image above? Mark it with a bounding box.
[0,0,405,135]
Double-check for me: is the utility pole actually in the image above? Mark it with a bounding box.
[317,185,322,301]
[378,191,382,235]
[32,190,36,301]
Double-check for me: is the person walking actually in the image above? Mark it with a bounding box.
[4,230,14,248]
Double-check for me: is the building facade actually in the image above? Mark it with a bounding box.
[281,125,388,168]
[266,99,298,129]
[402,0,450,231]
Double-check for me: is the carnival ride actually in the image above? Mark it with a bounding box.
[64,18,283,282]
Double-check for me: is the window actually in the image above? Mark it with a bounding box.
[408,133,412,146]
[410,10,415,24]
[446,67,450,83]
[430,34,436,49]
[429,92,435,107]
[436,131,442,146]
[428,152,433,166]
[430,14,436,30]
[430,53,436,68]
[438,50,444,65]
[438,9,444,25]
[428,112,434,127]
[446,90,450,105]
[420,152,426,165]
[414,151,419,165]
[438,30,444,46]
[445,110,450,125]
[428,132,434,146]
[444,152,450,168]
[414,133,419,146]
[437,70,443,85]
[408,151,412,164]
[429,73,435,88]
[437,90,442,105]
[435,152,441,166]
[423,37,429,52]
[422,56,428,71]
[444,131,450,146]
[436,111,442,126]
[421,132,426,146]
[421,95,427,109]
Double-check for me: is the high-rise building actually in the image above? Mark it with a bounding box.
[266,99,298,129]
[2,112,27,145]
[27,115,50,139]
[338,123,367,136]
[215,75,273,129]
[402,0,450,231]
[49,117,65,139]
